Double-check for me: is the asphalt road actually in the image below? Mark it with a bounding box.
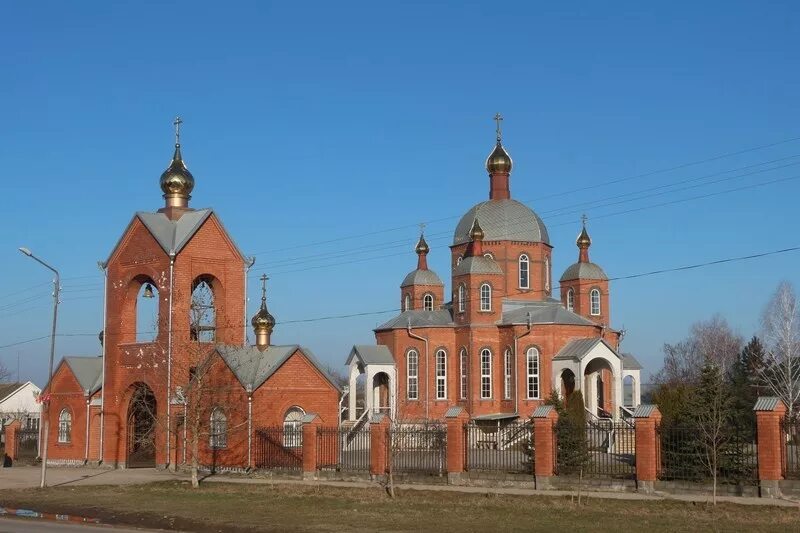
[0,517,155,532]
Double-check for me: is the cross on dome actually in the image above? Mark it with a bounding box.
[173,116,183,145]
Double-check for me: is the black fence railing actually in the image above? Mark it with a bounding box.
[782,418,800,479]
[15,429,39,460]
[583,421,636,479]
[464,421,533,474]
[253,426,302,471]
[388,424,446,475]
[658,423,758,484]
[316,426,371,472]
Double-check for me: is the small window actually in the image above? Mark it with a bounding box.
[480,349,492,399]
[503,349,512,400]
[436,349,447,399]
[458,284,465,313]
[58,409,71,443]
[567,288,575,312]
[484,252,494,259]
[518,254,529,289]
[480,283,492,311]
[210,408,227,449]
[459,348,468,400]
[544,258,550,292]
[407,349,419,400]
[456,255,463,266]
[423,293,434,311]
[526,347,540,399]
[403,294,411,311]
[283,407,304,448]
[590,289,601,316]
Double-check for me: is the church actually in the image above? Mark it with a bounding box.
[346,117,642,425]
[41,122,340,468]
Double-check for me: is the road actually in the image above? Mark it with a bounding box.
[0,517,157,532]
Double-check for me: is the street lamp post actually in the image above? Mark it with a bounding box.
[19,247,60,489]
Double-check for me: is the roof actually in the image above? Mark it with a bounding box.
[453,199,550,246]
[622,353,643,370]
[559,261,608,282]
[375,310,455,331]
[753,397,781,411]
[532,405,555,418]
[453,256,503,276]
[400,269,443,288]
[501,299,595,326]
[472,412,520,421]
[633,404,658,418]
[553,338,621,362]
[216,344,340,392]
[347,345,395,366]
[0,382,25,402]
[64,357,103,394]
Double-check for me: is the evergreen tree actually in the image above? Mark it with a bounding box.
[546,390,589,475]
[728,336,765,432]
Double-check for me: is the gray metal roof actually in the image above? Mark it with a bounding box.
[622,353,643,370]
[400,269,443,288]
[501,299,596,327]
[753,396,781,411]
[216,344,340,392]
[445,406,466,418]
[63,357,103,395]
[532,405,555,418]
[633,404,658,418]
[0,382,25,402]
[553,338,621,362]
[472,412,519,421]
[453,255,503,276]
[559,261,608,282]
[375,310,455,331]
[347,345,395,366]
[453,199,550,246]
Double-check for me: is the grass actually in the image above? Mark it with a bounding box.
[0,481,799,532]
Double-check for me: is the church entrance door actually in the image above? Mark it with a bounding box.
[127,384,157,468]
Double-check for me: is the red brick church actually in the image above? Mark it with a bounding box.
[346,117,642,424]
[41,123,340,468]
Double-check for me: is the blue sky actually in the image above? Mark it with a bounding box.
[1,1,799,385]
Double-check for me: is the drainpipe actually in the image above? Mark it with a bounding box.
[247,384,253,469]
[166,252,175,465]
[84,391,90,463]
[406,320,429,420]
[244,258,255,345]
[97,261,107,464]
[512,312,533,416]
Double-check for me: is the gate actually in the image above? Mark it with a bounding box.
[254,427,303,471]
[464,420,533,474]
[15,429,39,462]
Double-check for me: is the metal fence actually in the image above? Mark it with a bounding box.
[388,424,446,475]
[253,426,302,471]
[464,420,533,474]
[658,423,758,484]
[577,420,636,479]
[316,426,371,472]
[15,429,39,461]
[782,418,800,479]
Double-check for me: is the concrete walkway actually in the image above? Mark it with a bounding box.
[1,466,799,508]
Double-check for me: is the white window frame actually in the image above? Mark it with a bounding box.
[209,407,227,449]
[526,347,540,399]
[480,348,492,399]
[480,283,492,311]
[590,288,601,316]
[435,349,447,400]
[423,293,434,311]
[484,252,494,259]
[503,349,512,400]
[459,348,468,400]
[407,349,419,400]
[518,254,530,289]
[456,255,463,266]
[283,407,305,448]
[544,257,550,291]
[58,409,71,443]
[404,293,410,311]
[458,284,465,313]
[567,288,575,312]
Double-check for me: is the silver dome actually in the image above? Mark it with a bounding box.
[559,262,608,282]
[453,199,550,246]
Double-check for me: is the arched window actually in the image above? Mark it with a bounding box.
[456,255,463,266]
[484,252,494,260]
[190,277,216,342]
[623,375,636,408]
[403,294,411,311]
[136,281,159,343]
[544,258,550,292]
[283,407,304,448]
[590,289,601,316]
[503,349,512,400]
[423,293,434,311]
[407,349,419,400]
[567,288,575,312]
[458,284,465,313]
[526,347,540,399]
[480,283,492,311]
[518,254,529,289]
[210,407,227,449]
[58,409,71,443]
[480,348,492,399]
[435,349,447,399]
[459,348,468,400]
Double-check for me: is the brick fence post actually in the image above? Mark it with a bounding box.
[370,414,389,480]
[633,404,662,494]
[4,420,21,463]
[532,405,558,489]
[754,396,787,498]
[444,407,469,485]
[301,414,321,480]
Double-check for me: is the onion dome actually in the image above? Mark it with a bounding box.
[560,219,608,282]
[577,225,592,249]
[160,143,195,204]
[402,232,442,287]
[415,234,430,255]
[469,218,485,241]
[486,142,513,174]
[252,275,275,333]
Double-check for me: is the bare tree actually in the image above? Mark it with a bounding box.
[759,281,800,418]
[692,362,733,505]
[0,362,10,382]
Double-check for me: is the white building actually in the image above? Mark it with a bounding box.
[0,381,41,431]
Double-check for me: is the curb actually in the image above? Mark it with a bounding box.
[0,506,101,525]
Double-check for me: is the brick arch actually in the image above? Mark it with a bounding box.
[120,272,162,344]
[189,274,225,343]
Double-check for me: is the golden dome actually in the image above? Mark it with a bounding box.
[160,144,195,201]
[576,225,591,249]
[415,234,430,255]
[251,301,275,332]
[470,218,485,241]
[486,142,513,174]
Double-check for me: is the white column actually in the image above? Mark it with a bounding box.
[365,367,375,416]
[348,365,359,421]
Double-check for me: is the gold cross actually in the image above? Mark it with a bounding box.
[173,116,183,145]
[581,213,588,227]
[494,113,503,142]
[419,222,426,235]
[260,274,269,300]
